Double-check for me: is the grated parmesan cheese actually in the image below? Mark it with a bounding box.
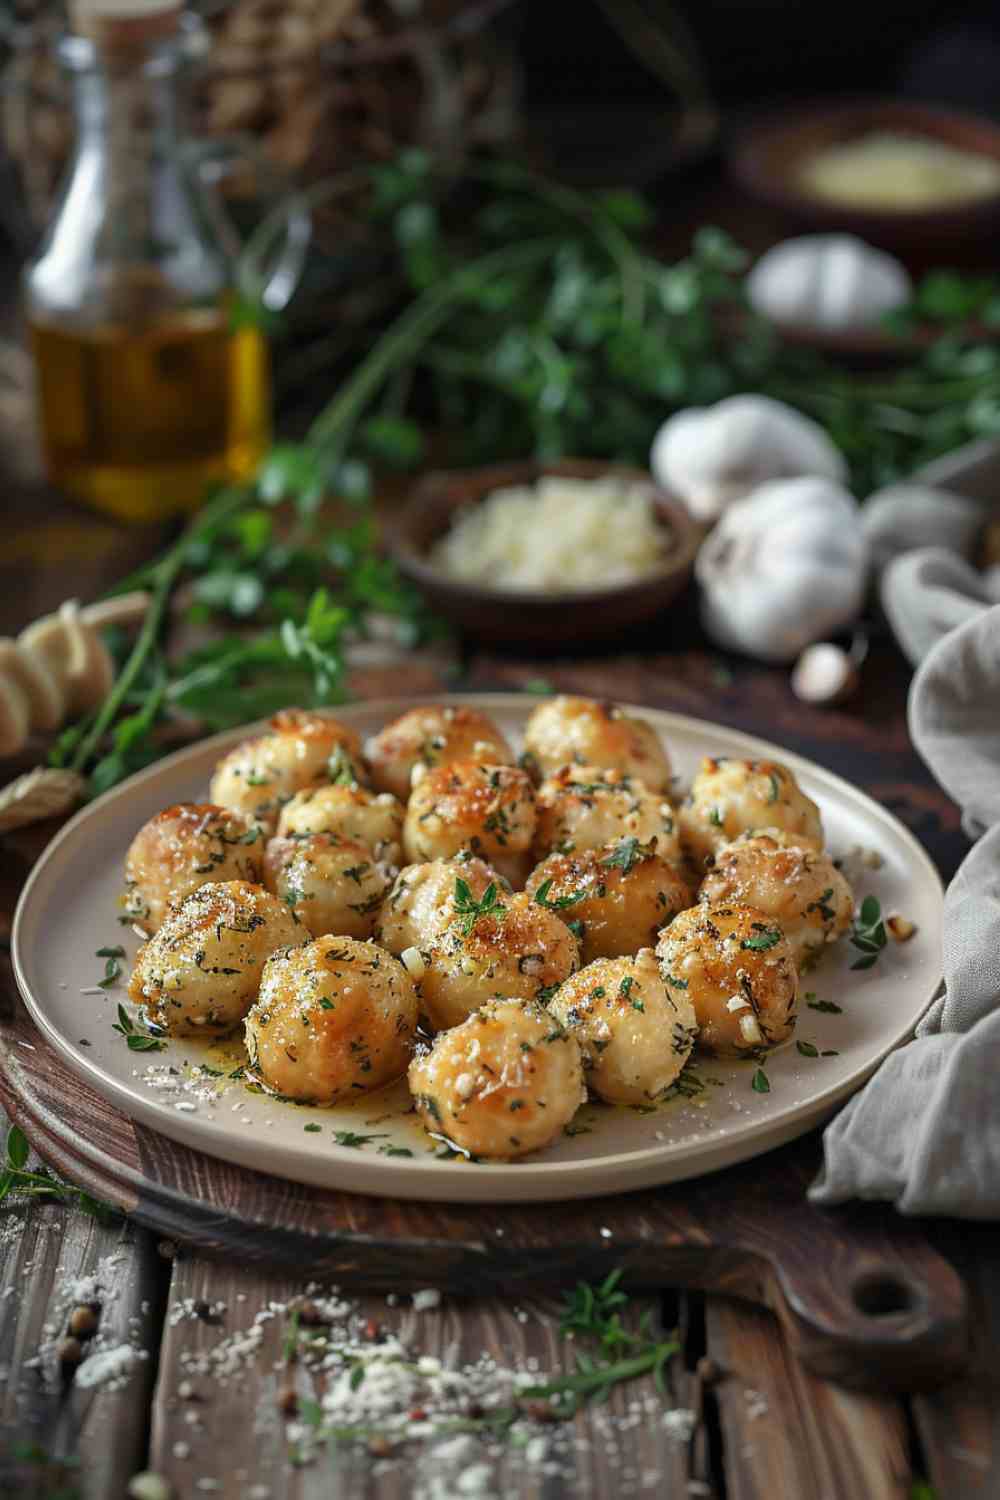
[429,475,673,594]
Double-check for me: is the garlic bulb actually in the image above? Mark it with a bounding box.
[650,394,847,523]
[695,477,868,662]
[0,591,149,757]
[747,235,911,331]
[862,483,984,573]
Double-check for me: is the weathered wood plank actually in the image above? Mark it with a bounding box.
[0,1138,164,1500]
[705,1294,912,1500]
[150,1255,697,1498]
[912,1225,1000,1497]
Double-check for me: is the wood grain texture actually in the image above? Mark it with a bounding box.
[0,989,969,1396]
[706,1295,912,1500]
[912,1225,1000,1496]
[0,1153,164,1499]
[150,1258,695,1500]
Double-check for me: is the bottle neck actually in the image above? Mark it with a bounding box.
[67,33,188,184]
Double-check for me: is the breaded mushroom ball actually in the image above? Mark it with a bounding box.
[263,832,390,940]
[417,889,580,1032]
[374,854,502,957]
[246,936,417,1103]
[700,831,853,971]
[522,696,672,791]
[276,783,404,867]
[403,759,536,887]
[209,708,366,831]
[548,949,698,1105]
[408,998,586,1159]
[525,837,691,965]
[366,703,514,802]
[678,757,823,870]
[655,902,798,1057]
[123,802,264,933]
[128,879,305,1036]
[533,764,682,864]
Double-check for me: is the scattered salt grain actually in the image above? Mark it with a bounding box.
[662,1408,696,1442]
[75,1343,139,1390]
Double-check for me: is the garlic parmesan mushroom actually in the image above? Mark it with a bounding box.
[695,477,868,662]
[650,395,847,523]
[655,903,798,1057]
[408,998,586,1160]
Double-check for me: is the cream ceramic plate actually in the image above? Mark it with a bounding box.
[12,695,944,1204]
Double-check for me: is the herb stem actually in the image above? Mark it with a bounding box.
[306,237,562,459]
[68,485,251,776]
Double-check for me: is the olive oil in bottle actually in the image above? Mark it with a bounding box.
[25,1,305,523]
[29,310,270,523]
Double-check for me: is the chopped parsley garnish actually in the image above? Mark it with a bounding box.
[807,996,843,1014]
[533,878,586,913]
[796,1040,819,1058]
[751,1067,770,1094]
[708,806,724,828]
[95,946,125,988]
[664,973,689,989]
[766,771,781,804]
[304,1122,322,1132]
[806,887,836,922]
[332,1131,389,1149]
[741,925,781,952]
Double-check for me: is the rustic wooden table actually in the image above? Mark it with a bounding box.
[0,478,997,1500]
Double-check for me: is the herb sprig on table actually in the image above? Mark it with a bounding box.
[0,1125,116,1221]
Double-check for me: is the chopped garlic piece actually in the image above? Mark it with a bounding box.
[400,946,425,978]
[739,1013,762,1045]
[726,994,750,1013]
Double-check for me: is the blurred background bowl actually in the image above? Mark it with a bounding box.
[728,98,1000,256]
[386,458,701,651]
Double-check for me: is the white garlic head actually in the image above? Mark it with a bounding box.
[650,394,847,522]
[695,476,869,662]
[747,234,911,331]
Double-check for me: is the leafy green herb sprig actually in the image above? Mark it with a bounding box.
[112,1003,166,1053]
[453,877,506,934]
[0,1125,117,1221]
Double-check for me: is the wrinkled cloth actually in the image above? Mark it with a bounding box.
[811,548,1000,1216]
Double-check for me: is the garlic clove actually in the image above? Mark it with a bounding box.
[790,643,859,706]
[0,633,65,732]
[0,661,30,756]
[651,395,847,523]
[0,766,86,833]
[747,234,911,331]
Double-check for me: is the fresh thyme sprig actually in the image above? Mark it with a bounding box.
[453,877,506,934]
[287,1268,680,1453]
[850,895,888,971]
[0,1125,117,1221]
[111,1003,166,1053]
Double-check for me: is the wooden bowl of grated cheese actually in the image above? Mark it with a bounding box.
[387,459,701,649]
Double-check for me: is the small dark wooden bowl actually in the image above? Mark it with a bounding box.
[729,98,1000,255]
[386,459,701,650]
